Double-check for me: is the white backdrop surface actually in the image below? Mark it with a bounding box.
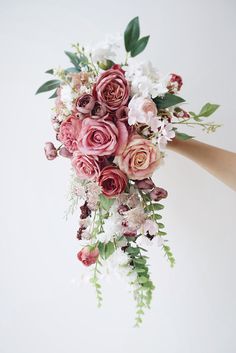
[0,0,236,352]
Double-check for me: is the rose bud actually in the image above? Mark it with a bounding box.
[168,73,183,93]
[44,142,58,160]
[150,187,168,202]
[91,101,107,118]
[77,246,99,266]
[59,147,73,158]
[135,178,155,191]
[75,94,95,116]
[80,201,91,219]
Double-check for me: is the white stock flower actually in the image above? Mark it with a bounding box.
[97,212,122,243]
[91,34,121,64]
[136,235,152,248]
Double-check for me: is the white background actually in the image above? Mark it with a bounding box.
[1,0,236,352]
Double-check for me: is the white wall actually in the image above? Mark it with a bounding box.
[0,0,236,352]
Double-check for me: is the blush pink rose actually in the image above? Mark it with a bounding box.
[116,135,161,180]
[75,94,95,117]
[98,166,128,198]
[77,116,128,156]
[77,246,99,266]
[93,66,130,111]
[72,153,101,180]
[58,115,81,153]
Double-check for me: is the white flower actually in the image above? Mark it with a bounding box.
[136,235,153,248]
[91,34,121,64]
[125,60,168,98]
[124,206,146,230]
[157,123,176,151]
[143,219,159,235]
[97,212,122,243]
[109,248,130,266]
[60,84,75,111]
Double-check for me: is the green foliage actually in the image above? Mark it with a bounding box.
[175,131,194,140]
[64,51,81,69]
[99,194,115,211]
[131,36,150,57]
[154,93,185,109]
[45,68,54,74]
[64,67,81,73]
[162,244,175,267]
[98,59,115,70]
[90,261,102,307]
[190,102,220,121]
[98,241,115,260]
[35,79,61,95]
[124,16,149,57]
[124,17,140,52]
[48,90,58,99]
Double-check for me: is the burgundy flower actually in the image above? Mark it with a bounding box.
[168,73,183,93]
[98,166,128,198]
[117,204,129,215]
[173,107,190,119]
[80,202,91,219]
[135,178,155,191]
[75,94,95,116]
[150,187,168,202]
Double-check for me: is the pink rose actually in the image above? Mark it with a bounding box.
[116,135,161,180]
[77,116,128,156]
[44,142,57,160]
[91,101,107,118]
[98,166,127,198]
[93,66,130,111]
[72,153,101,180]
[116,106,129,122]
[77,246,99,266]
[58,115,81,153]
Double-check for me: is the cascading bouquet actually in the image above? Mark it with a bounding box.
[37,17,220,326]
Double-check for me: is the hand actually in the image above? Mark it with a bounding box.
[167,138,236,191]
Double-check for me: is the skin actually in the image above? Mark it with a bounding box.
[167,138,236,192]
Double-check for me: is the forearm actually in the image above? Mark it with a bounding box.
[167,138,236,191]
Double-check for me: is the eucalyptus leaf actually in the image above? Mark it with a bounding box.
[131,36,150,57]
[35,79,61,95]
[48,89,58,99]
[175,131,194,140]
[45,69,54,74]
[154,93,185,109]
[64,67,81,73]
[124,16,140,52]
[64,51,81,68]
[104,242,115,260]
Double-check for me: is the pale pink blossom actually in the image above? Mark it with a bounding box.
[143,219,159,235]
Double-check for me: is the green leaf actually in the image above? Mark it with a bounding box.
[99,194,115,211]
[64,67,81,73]
[48,89,58,99]
[45,69,54,74]
[35,79,61,95]
[175,131,194,140]
[199,103,220,117]
[104,242,115,260]
[131,36,150,57]
[138,276,148,284]
[145,203,164,212]
[64,51,81,68]
[154,93,185,109]
[124,16,140,52]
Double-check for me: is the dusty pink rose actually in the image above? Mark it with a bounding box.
[116,106,129,122]
[72,153,101,180]
[77,116,128,156]
[58,115,81,153]
[77,246,99,266]
[44,142,57,160]
[98,166,127,198]
[116,135,161,180]
[75,94,95,116]
[93,66,130,111]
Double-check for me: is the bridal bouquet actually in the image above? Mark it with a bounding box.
[37,17,220,326]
